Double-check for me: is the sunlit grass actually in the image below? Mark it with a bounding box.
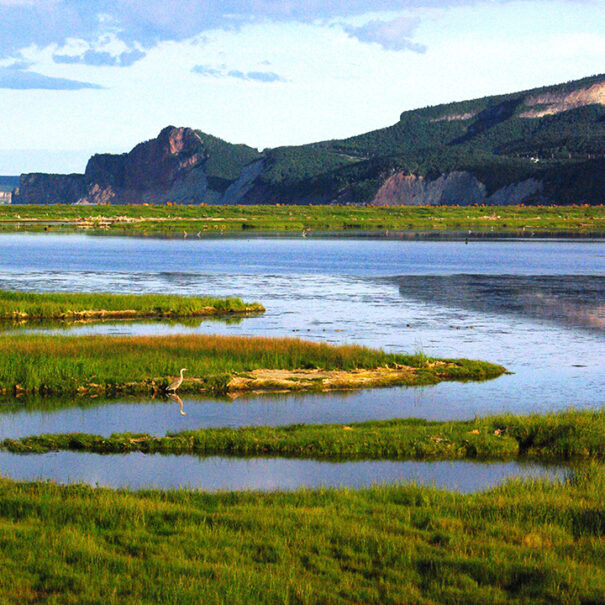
[0,334,505,395]
[6,409,603,462]
[0,290,264,319]
[0,203,603,235]
[0,468,602,604]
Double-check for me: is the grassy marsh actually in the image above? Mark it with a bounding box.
[0,290,264,321]
[5,410,603,462]
[0,334,506,396]
[0,203,603,235]
[0,469,602,604]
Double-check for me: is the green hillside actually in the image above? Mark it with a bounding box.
[254,73,605,204]
[193,131,261,191]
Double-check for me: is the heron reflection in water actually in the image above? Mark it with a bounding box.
[169,393,187,416]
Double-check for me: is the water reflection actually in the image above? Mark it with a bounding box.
[0,379,599,441]
[0,234,602,276]
[0,314,246,334]
[0,451,572,493]
[169,393,186,416]
[393,274,605,331]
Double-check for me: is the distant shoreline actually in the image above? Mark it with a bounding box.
[0,204,603,236]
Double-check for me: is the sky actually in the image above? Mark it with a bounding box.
[0,0,604,174]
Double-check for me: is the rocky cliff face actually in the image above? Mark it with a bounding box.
[15,126,242,205]
[519,81,605,118]
[372,172,543,206]
[81,126,211,204]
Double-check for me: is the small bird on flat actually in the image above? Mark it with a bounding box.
[166,368,187,393]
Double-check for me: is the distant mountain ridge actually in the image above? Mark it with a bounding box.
[13,73,605,205]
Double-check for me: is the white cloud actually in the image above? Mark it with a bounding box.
[0,0,543,59]
[344,16,426,52]
[192,64,286,83]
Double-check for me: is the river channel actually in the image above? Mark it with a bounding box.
[0,234,602,489]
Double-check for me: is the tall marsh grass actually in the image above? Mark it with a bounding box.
[0,203,603,235]
[0,334,505,395]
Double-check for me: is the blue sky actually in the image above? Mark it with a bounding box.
[0,0,603,173]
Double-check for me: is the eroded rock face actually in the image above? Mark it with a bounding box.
[372,171,542,206]
[82,126,207,203]
[16,126,220,205]
[520,81,605,118]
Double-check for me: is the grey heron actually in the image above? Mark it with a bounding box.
[166,368,187,393]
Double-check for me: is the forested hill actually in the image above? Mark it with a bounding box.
[14,73,605,205]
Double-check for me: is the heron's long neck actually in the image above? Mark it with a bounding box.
[180,369,185,378]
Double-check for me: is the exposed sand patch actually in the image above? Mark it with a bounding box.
[227,365,427,393]
[520,82,605,118]
[430,112,476,122]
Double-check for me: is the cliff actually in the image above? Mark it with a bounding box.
[14,73,605,206]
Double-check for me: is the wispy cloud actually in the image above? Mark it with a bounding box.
[53,49,146,67]
[0,1,528,60]
[247,71,285,82]
[4,58,33,70]
[227,70,247,80]
[344,16,426,52]
[191,64,223,77]
[0,67,103,90]
[193,64,286,83]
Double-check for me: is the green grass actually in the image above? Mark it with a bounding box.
[0,204,603,235]
[0,468,602,604]
[0,334,505,396]
[5,410,603,462]
[0,290,264,320]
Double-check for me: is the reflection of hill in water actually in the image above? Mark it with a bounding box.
[393,275,605,331]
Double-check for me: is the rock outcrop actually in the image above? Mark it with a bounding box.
[520,81,605,118]
[372,172,542,206]
[15,126,260,205]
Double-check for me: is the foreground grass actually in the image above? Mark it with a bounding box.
[0,334,505,396]
[0,290,264,320]
[0,469,602,604]
[0,203,603,235]
[5,410,603,462]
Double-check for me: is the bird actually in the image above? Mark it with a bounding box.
[166,368,187,393]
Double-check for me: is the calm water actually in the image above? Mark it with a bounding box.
[0,452,570,493]
[0,234,602,489]
[0,234,603,442]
